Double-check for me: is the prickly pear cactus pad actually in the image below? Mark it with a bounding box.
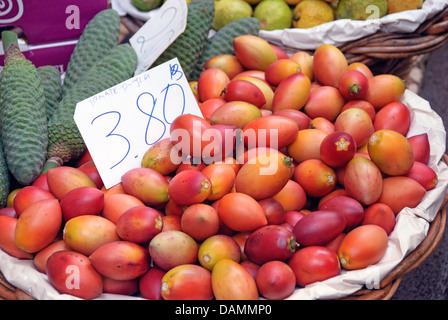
[0,137,10,208]
[152,0,215,80]
[0,32,48,186]
[62,9,121,95]
[37,66,63,122]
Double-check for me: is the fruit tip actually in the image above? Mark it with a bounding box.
[1,30,19,52]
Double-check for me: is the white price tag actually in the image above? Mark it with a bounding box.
[74,58,203,189]
[130,0,188,75]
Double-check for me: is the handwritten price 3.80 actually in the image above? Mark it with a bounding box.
[90,63,187,170]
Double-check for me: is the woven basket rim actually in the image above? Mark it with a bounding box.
[341,155,448,300]
[267,6,448,73]
[342,206,447,300]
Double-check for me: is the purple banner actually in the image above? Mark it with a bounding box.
[1,0,109,72]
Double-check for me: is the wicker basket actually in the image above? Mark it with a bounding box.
[343,208,447,300]
[343,175,448,300]
[0,155,447,300]
[338,6,448,80]
[118,6,448,91]
[262,6,448,90]
[1,5,447,301]
[0,272,34,300]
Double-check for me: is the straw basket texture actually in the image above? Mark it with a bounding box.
[338,6,448,80]
[0,272,34,300]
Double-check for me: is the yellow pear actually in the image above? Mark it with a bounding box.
[292,0,334,29]
[387,0,421,14]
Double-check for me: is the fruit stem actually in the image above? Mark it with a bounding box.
[292,11,300,24]
[2,31,18,52]
[41,157,64,175]
[283,156,294,168]
[349,83,361,95]
[219,87,227,98]
[1,30,25,63]
[293,240,300,250]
